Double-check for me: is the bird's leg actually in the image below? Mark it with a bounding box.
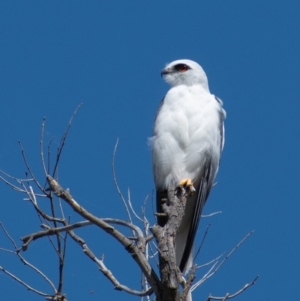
[179,178,196,196]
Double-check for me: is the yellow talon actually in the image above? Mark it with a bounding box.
[179,178,193,187]
[179,178,196,195]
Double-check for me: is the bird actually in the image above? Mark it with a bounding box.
[150,59,225,274]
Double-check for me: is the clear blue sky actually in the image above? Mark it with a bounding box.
[0,1,299,300]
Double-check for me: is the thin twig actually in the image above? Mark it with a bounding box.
[207,275,259,300]
[21,218,144,247]
[193,231,254,290]
[197,252,225,269]
[58,197,66,220]
[67,229,153,297]
[21,221,91,245]
[194,223,211,262]
[210,231,254,278]
[0,169,34,181]
[40,117,48,177]
[128,192,144,222]
[47,138,53,175]
[0,222,57,292]
[96,256,153,296]
[202,211,222,218]
[52,103,83,177]
[58,229,68,294]
[0,266,51,297]
[20,253,57,293]
[191,261,219,291]
[112,139,132,222]
[0,222,18,249]
[181,264,197,301]
[18,141,44,193]
[0,247,16,254]
[21,183,63,223]
[0,175,26,193]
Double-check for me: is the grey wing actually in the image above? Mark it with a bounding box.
[179,159,215,271]
[179,102,225,271]
[215,96,226,152]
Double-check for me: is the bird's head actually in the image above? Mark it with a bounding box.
[161,59,209,89]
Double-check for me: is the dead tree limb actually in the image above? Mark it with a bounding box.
[46,175,161,297]
[207,275,259,300]
[151,187,189,301]
[0,109,258,301]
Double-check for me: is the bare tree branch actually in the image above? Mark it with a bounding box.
[21,183,63,223]
[40,117,48,177]
[0,266,51,297]
[194,223,211,263]
[191,231,254,292]
[0,108,258,301]
[112,139,132,223]
[46,175,161,296]
[21,217,146,248]
[181,264,197,301]
[0,170,28,193]
[151,187,188,301]
[66,227,153,297]
[197,253,225,269]
[202,211,222,218]
[52,103,83,178]
[18,140,44,193]
[207,275,259,300]
[0,222,57,293]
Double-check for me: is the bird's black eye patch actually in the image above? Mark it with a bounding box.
[174,64,190,73]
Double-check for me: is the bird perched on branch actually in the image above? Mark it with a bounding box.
[150,59,225,274]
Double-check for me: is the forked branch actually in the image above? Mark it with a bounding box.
[46,175,161,296]
[0,107,258,301]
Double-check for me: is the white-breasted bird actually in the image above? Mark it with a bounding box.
[150,59,225,274]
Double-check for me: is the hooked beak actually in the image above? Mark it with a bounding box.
[161,68,170,77]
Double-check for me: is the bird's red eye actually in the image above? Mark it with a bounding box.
[180,65,188,72]
[175,64,190,72]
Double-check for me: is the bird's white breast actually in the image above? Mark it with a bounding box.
[151,84,222,189]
